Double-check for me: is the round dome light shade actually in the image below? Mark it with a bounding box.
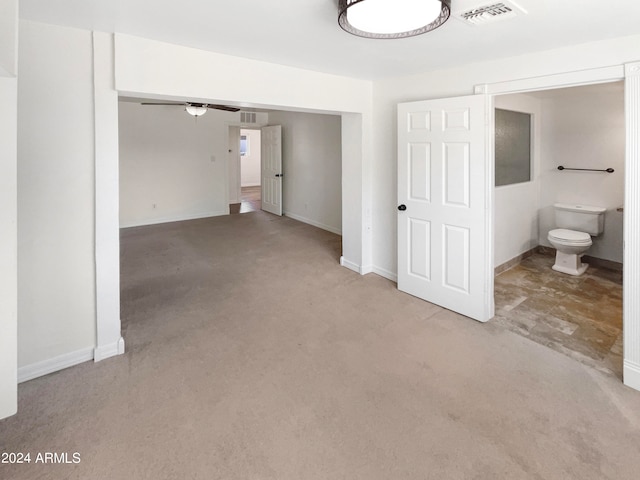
[186,105,208,117]
[339,0,450,39]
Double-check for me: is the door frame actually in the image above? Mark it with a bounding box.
[475,61,640,392]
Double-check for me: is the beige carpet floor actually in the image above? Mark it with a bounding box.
[2,211,640,479]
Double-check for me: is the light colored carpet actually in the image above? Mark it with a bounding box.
[2,211,640,479]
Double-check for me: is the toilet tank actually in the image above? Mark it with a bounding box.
[554,203,606,235]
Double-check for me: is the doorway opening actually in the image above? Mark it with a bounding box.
[492,81,625,378]
[230,128,262,215]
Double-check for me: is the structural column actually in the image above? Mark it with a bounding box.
[93,32,125,361]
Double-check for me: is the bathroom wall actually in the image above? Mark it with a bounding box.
[494,94,541,267]
[538,82,625,263]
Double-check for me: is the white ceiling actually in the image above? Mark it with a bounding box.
[19,0,640,80]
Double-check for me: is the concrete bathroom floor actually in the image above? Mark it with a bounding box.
[494,252,623,378]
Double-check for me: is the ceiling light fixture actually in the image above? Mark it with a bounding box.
[185,104,208,117]
[338,0,451,39]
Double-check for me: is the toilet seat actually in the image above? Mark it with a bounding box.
[548,228,592,245]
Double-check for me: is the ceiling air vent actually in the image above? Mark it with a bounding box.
[240,112,257,124]
[455,1,527,25]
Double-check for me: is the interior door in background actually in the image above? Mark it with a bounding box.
[261,125,283,215]
[397,95,494,322]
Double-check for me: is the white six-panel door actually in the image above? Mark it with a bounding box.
[261,125,283,216]
[397,95,493,322]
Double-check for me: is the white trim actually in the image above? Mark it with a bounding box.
[624,61,640,392]
[283,211,342,235]
[474,65,624,95]
[339,259,397,282]
[372,265,397,282]
[340,256,361,274]
[120,210,229,229]
[360,264,373,275]
[483,94,495,322]
[94,336,125,362]
[241,182,261,187]
[18,348,94,383]
[624,361,640,392]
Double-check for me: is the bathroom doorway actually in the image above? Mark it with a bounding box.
[492,81,625,378]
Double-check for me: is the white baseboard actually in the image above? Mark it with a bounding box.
[120,210,228,229]
[340,259,398,282]
[241,183,261,187]
[94,336,125,362]
[18,347,94,384]
[340,256,361,274]
[624,360,640,392]
[361,264,373,275]
[283,211,342,235]
[372,266,398,282]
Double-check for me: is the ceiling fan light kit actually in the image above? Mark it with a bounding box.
[338,0,451,39]
[185,104,208,117]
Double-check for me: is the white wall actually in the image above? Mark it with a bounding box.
[372,34,640,276]
[0,0,17,76]
[113,33,373,269]
[268,111,342,234]
[14,21,638,386]
[17,21,97,369]
[10,26,372,385]
[240,128,261,187]
[494,94,541,267]
[0,0,17,419]
[538,84,625,263]
[119,102,233,227]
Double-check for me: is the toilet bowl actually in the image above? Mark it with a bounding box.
[547,228,592,276]
[547,204,605,276]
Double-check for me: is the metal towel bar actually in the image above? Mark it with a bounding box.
[557,166,614,173]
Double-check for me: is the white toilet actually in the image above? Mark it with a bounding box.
[547,203,606,276]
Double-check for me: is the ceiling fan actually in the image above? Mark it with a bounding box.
[141,101,241,117]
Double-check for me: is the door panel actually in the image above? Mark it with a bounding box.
[409,143,430,201]
[228,126,241,204]
[398,95,493,322]
[261,125,282,215]
[409,219,431,280]
[443,143,470,207]
[443,224,470,293]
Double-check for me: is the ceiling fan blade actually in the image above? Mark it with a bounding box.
[140,102,184,106]
[207,104,241,112]
[140,102,241,113]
